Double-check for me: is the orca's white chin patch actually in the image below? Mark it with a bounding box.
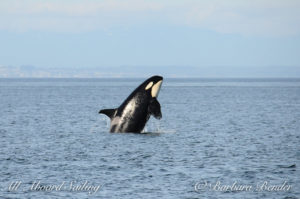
[151,80,162,98]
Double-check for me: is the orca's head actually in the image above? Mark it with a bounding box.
[142,75,163,98]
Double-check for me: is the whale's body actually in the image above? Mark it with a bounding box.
[99,76,163,133]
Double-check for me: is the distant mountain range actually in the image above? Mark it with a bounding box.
[0,65,300,78]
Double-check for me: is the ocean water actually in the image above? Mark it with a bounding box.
[0,78,299,199]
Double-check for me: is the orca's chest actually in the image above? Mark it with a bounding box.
[111,99,150,133]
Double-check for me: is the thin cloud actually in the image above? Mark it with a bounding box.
[0,0,299,36]
[182,0,300,36]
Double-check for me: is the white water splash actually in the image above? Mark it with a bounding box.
[144,118,176,134]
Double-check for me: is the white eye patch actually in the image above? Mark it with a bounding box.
[145,81,153,90]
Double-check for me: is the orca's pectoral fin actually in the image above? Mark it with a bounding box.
[148,98,162,119]
[99,108,116,119]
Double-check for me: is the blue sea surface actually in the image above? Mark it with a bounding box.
[0,78,299,199]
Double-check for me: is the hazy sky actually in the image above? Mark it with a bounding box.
[0,0,300,76]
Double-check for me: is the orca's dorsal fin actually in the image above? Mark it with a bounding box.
[99,108,116,119]
[148,98,162,119]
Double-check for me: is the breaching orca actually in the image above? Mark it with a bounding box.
[99,75,163,133]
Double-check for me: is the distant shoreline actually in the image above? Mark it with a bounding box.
[1,77,300,80]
